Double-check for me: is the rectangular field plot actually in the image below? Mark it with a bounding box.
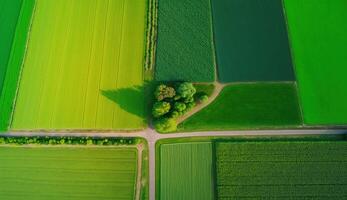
[216,141,347,199]
[0,146,138,200]
[212,0,294,82]
[11,0,146,130]
[179,83,302,131]
[284,0,347,125]
[159,142,214,200]
[155,0,215,82]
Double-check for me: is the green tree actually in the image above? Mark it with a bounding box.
[177,82,196,98]
[154,84,176,101]
[197,94,208,103]
[154,117,177,133]
[174,102,187,112]
[152,101,171,118]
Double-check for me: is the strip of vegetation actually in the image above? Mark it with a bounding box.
[152,82,211,133]
[144,0,158,72]
[0,136,136,145]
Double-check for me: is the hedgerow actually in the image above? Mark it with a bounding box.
[0,136,136,145]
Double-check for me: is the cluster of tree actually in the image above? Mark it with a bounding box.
[0,136,136,146]
[152,82,209,133]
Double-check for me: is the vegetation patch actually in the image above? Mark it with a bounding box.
[159,142,213,200]
[215,141,347,199]
[152,82,211,133]
[284,0,347,125]
[212,0,294,82]
[0,136,136,145]
[11,0,146,130]
[179,83,302,131]
[0,145,138,199]
[155,0,215,82]
[0,0,35,131]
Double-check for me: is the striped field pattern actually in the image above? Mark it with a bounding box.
[11,0,146,130]
[159,142,214,200]
[0,146,138,200]
[216,141,347,199]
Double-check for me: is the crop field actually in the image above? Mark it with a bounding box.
[179,83,302,131]
[284,0,347,125]
[159,142,214,200]
[155,0,215,82]
[11,0,147,130]
[0,0,35,131]
[0,0,21,90]
[0,146,138,200]
[212,0,294,82]
[215,141,347,199]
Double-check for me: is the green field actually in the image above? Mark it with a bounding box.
[212,0,294,82]
[11,0,146,130]
[155,0,215,82]
[216,141,347,199]
[0,0,22,89]
[179,83,302,131]
[0,146,138,200]
[0,0,35,131]
[159,142,213,200]
[284,0,347,125]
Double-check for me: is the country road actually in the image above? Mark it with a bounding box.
[3,128,347,200]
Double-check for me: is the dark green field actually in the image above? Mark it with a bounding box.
[0,0,35,131]
[216,141,347,199]
[0,0,22,94]
[284,0,347,125]
[155,0,215,82]
[179,83,302,131]
[212,0,294,82]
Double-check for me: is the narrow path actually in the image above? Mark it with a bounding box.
[3,128,347,200]
[135,143,144,200]
[177,82,224,124]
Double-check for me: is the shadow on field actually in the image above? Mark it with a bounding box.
[100,81,156,121]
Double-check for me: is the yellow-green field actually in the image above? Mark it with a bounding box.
[11,0,146,130]
[0,146,138,200]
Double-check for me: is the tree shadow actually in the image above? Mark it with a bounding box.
[100,81,156,121]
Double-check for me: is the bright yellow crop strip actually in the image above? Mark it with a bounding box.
[11,0,146,130]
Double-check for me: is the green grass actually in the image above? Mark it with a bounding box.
[215,141,347,199]
[179,83,302,131]
[11,0,146,130]
[155,0,215,82]
[194,84,215,97]
[159,142,214,200]
[284,0,347,125]
[0,146,138,200]
[0,0,22,89]
[212,0,294,82]
[0,0,35,131]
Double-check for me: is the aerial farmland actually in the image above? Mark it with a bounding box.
[0,0,346,199]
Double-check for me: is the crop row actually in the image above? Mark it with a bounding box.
[215,141,347,199]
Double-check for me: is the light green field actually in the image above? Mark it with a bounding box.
[159,142,214,200]
[11,0,146,130]
[0,146,138,200]
[284,0,347,125]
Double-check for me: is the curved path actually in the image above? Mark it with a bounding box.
[4,128,347,200]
